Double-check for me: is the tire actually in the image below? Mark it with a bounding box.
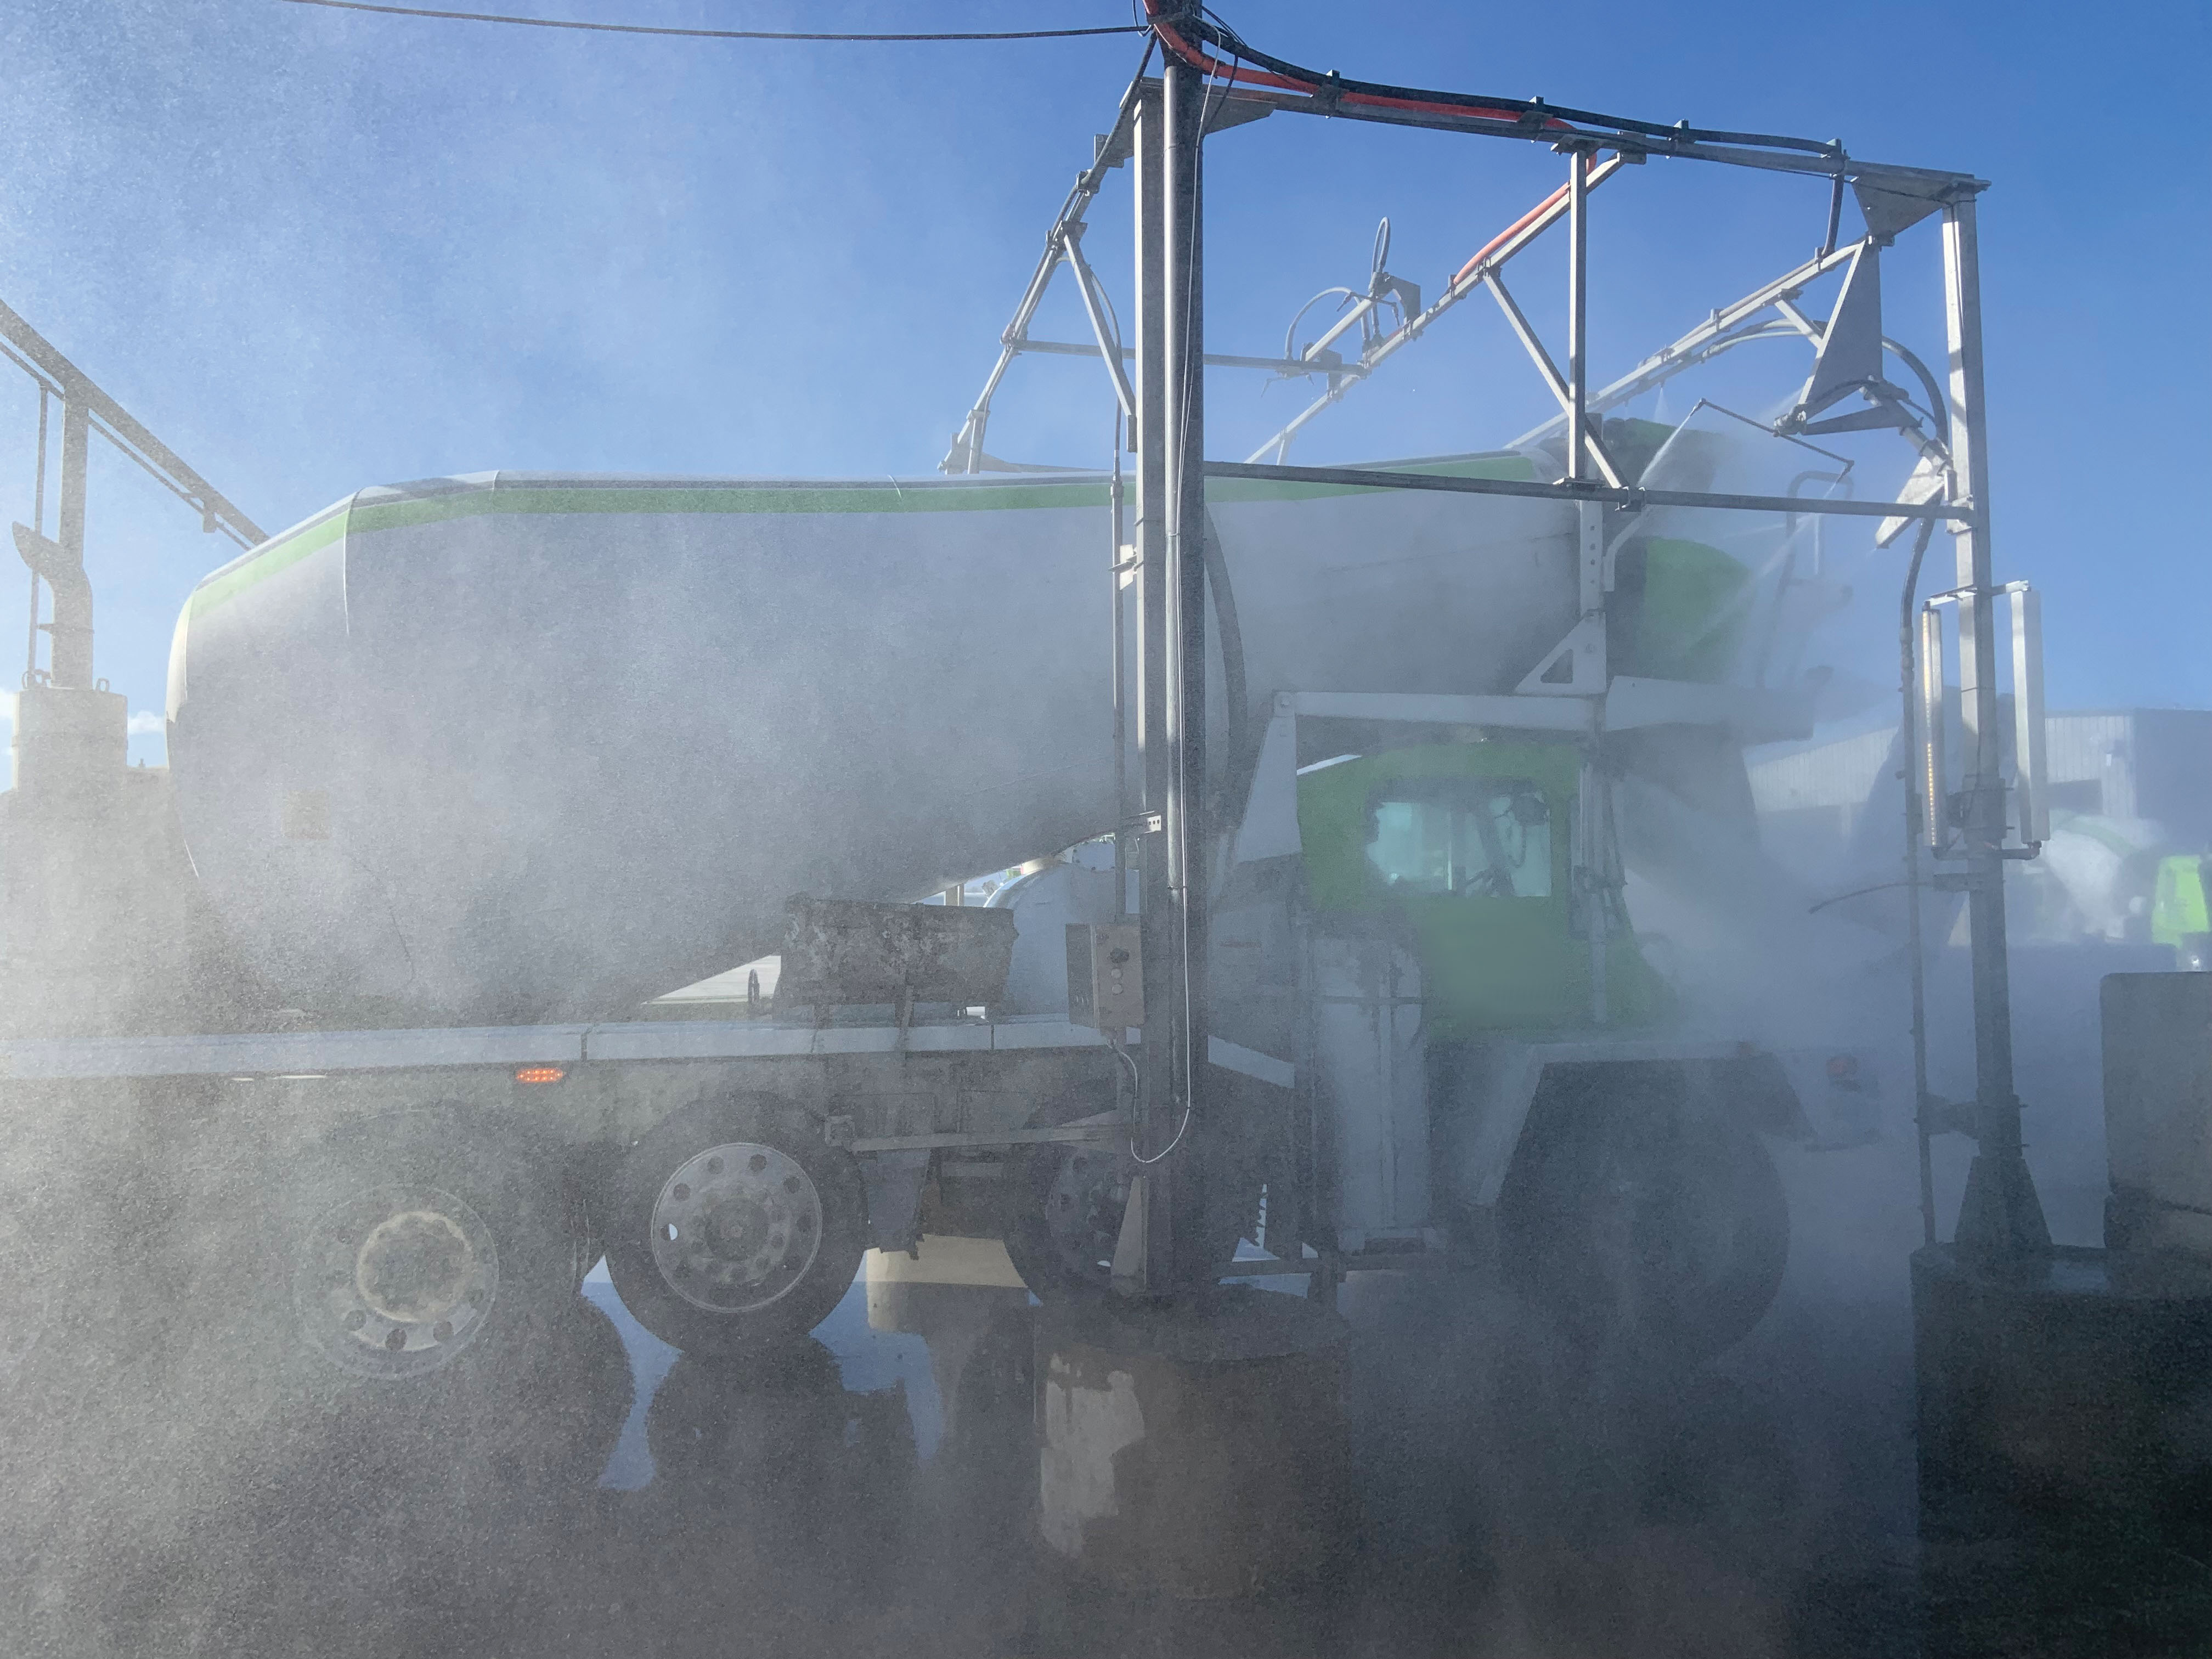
[1498,1064,1789,1362]
[14,1106,601,1657]
[1005,1133,1130,1301]
[189,1107,591,1526]
[274,1108,579,1393]
[1003,1088,1258,1302]
[605,1095,866,1355]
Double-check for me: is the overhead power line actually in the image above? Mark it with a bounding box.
[277,0,1144,42]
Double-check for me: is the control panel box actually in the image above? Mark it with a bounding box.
[1066,923,1143,1030]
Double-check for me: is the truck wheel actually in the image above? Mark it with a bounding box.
[284,1108,578,1386]
[1005,1094,1257,1301]
[194,1107,597,1527]
[605,1096,865,1355]
[1498,1082,1788,1362]
[1006,1136,1130,1300]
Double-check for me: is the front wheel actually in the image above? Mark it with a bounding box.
[606,1096,866,1355]
[1498,1074,1789,1362]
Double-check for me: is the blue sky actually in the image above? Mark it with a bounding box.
[0,1,2203,774]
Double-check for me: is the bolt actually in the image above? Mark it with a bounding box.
[384,1328,408,1352]
[706,1156,724,1175]
[748,1154,769,1175]
[432,1321,453,1342]
[783,1175,800,1194]
[672,1183,690,1201]
[343,1309,366,1331]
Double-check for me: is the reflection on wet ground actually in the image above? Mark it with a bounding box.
[1,1116,2206,1657]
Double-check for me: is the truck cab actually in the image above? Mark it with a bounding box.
[1298,738,1670,1036]
[1185,673,1810,1357]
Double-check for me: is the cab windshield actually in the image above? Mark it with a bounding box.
[1364,778,1553,899]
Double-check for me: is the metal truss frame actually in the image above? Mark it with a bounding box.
[1,299,264,692]
[952,8,2046,1283]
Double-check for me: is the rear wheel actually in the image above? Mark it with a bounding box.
[606,1096,866,1354]
[278,1108,578,1389]
[196,1108,601,1514]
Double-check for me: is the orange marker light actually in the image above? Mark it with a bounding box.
[514,1065,568,1085]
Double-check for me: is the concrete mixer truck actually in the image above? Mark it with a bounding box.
[0,415,1854,1410]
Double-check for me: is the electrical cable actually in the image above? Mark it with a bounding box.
[279,0,1145,43]
[1130,1099,1190,1164]
[1808,879,1911,915]
[1280,286,1357,367]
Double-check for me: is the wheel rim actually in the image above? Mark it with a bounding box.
[295,1183,499,1379]
[1041,1148,1126,1284]
[649,1142,825,1315]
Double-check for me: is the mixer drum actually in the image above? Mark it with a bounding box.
[167,466,1578,1023]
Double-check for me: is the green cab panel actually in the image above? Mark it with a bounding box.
[1297,744,1671,1038]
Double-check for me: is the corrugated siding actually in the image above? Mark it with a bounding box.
[2044,714,2130,785]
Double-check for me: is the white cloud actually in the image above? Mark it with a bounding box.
[127,710,165,736]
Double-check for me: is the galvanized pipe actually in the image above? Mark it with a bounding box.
[1159,46,1212,1287]
[1201,459,1968,524]
[1939,195,2047,1262]
[46,400,93,687]
[1131,76,1180,1290]
[1566,147,1590,482]
[1899,520,1939,1246]
[0,297,263,547]
[25,388,46,679]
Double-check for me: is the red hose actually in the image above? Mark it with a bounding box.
[1450,183,1571,286]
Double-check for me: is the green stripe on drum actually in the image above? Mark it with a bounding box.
[185,453,1540,617]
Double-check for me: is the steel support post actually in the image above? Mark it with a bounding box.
[1564,145,1610,1023]
[1128,77,1181,1294]
[1565,146,1590,483]
[1940,195,2048,1263]
[46,399,92,687]
[1160,51,1211,1289]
